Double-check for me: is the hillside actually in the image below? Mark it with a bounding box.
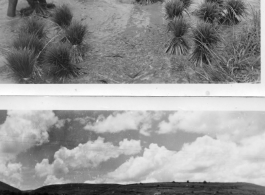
[30,182,265,195]
[0,181,21,193]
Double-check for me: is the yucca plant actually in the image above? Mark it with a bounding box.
[221,0,247,25]
[12,33,44,56]
[196,1,223,23]
[190,22,221,66]
[52,4,73,28]
[20,0,55,17]
[163,0,188,20]
[19,16,46,39]
[180,0,193,9]
[43,43,81,82]
[205,0,224,6]
[5,48,36,83]
[64,21,88,63]
[166,18,190,55]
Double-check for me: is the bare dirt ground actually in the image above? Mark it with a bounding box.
[0,0,260,84]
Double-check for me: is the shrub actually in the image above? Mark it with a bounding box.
[196,1,223,23]
[65,21,87,46]
[221,0,247,25]
[163,0,188,20]
[19,16,46,39]
[205,0,224,6]
[5,49,36,82]
[52,4,73,28]
[190,22,221,66]
[180,0,193,9]
[166,18,190,55]
[135,0,163,4]
[12,33,44,56]
[43,43,81,82]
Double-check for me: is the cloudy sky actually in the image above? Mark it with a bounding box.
[0,110,265,190]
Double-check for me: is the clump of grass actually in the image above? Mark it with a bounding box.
[166,18,190,55]
[64,21,88,63]
[190,22,221,66]
[52,4,73,28]
[19,16,46,39]
[180,0,193,9]
[163,0,188,20]
[205,0,223,6]
[221,0,247,25]
[196,1,223,23]
[5,49,36,83]
[12,33,44,56]
[43,43,81,82]
[20,0,55,17]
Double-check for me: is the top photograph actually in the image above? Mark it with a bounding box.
[0,0,260,84]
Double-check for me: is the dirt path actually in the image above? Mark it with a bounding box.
[0,0,260,84]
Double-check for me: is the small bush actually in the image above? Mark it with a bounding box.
[19,16,46,39]
[43,43,81,82]
[13,33,44,56]
[180,0,193,9]
[65,21,87,45]
[52,4,73,28]
[205,0,223,6]
[166,18,190,55]
[163,0,188,20]
[196,1,223,23]
[190,22,221,66]
[5,49,36,82]
[221,0,247,25]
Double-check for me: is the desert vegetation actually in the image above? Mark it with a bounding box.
[0,0,260,83]
[4,2,88,83]
[135,0,260,83]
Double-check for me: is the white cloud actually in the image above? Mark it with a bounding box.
[44,175,70,186]
[84,111,164,136]
[55,119,71,129]
[0,110,59,188]
[35,138,141,185]
[0,110,59,155]
[158,111,265,141]
[106,133,265,186]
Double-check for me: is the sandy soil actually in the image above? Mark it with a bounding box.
[0,0,260,83]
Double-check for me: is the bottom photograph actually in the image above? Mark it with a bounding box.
[0,110,265,195]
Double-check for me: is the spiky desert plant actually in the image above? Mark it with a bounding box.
[5,48,36,83]
[52,4,73,28]
[205,0,223,6]
[163,0,188,20]
[43,43,81,82]
[65,21,87,45]
[19,16,46,39]
[190,22,221,66]
[222,0,247,24]
[166,18,190,55]
[64,21,88,63]
[196,2,223,23]
[180,0,192,9]
[20,0,55,17]
[12,33,44,56]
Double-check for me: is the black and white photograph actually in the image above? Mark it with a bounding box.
[0,0,261,84]
[0,109,265,194]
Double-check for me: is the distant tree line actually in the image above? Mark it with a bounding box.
[0,190,61,195]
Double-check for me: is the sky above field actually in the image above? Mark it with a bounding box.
[0,110,265,190]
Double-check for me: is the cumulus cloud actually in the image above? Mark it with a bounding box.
[0,110,59,188]
[44,175,70,186]
[0,110,59,155]
[35,138,141,185]
[84,111,164,136]
[106,133,265,186]
[158,111,265,141]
